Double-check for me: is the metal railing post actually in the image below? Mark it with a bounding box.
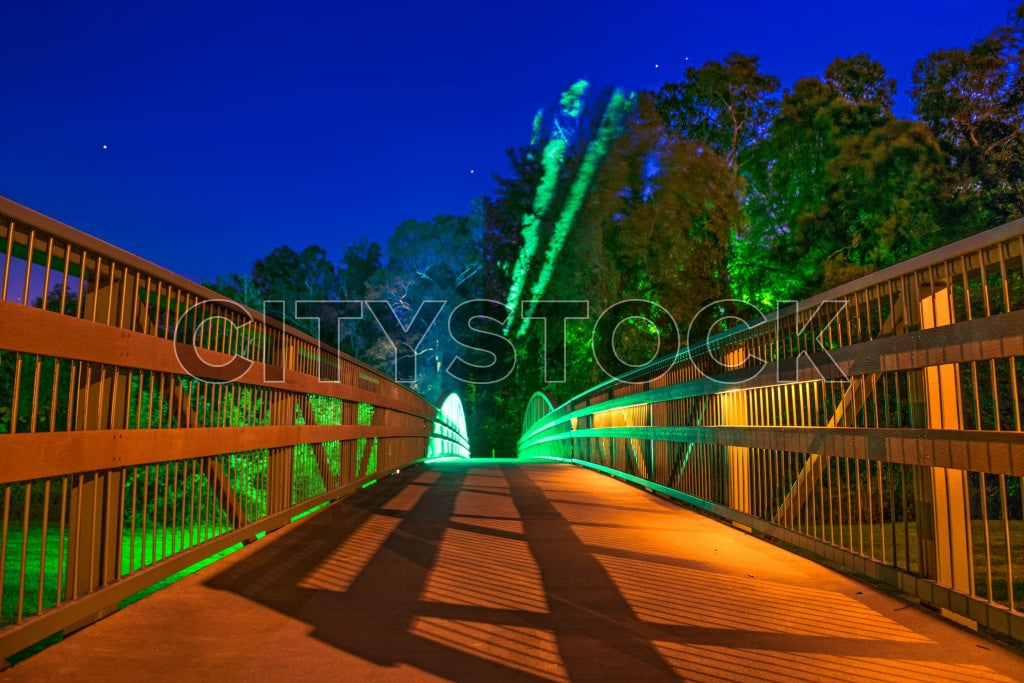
[267,339,296,518]
[65,264,127,630]
[341,400,358,484]
[724,348,751,514]
[914,282,972,592]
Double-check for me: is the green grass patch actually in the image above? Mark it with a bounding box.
[2,522,234,630]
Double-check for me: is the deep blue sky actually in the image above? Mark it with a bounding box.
[3,1,1018,284]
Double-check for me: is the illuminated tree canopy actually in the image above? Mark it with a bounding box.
[206,3,1024,457]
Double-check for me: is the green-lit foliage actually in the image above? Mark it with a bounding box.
[503,136,569,332]
[291,444,330,504]
[352,402,377,476]
[121,460,240,573]
[735,55,945,306]
[0,355,73,435]
[188,7,1024,460]
[288,401,335,503]
[308,395,342,425]
[0,290,81,433]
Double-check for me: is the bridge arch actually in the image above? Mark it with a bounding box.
[521,390,555,434]
[426,392,471,459]
[519,391,572,461]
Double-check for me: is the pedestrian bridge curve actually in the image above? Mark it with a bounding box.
[1,196,1024,678]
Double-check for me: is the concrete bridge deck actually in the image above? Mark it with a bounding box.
[5,462,1023,681]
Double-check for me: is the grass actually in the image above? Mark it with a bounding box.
[2,521,234,631]
[0,522,64,628]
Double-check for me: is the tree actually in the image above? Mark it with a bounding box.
[387,212,483,295]
[251,245,340,304]
[805,118,947,287]
[362,212,484,400]
[338,237,382,300]
[656,53,780,175]
[502,82,633,337]
[206,244,346,345]
[480,146,541,302]
[206,272,262,309]
[557,93,742,378]
[825,53,896,115]
[735,76,840,304]
[735,55,942,304]
[911,6,1024,232]
[336,237,383,359]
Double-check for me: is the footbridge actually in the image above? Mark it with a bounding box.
[1,196,1023,679]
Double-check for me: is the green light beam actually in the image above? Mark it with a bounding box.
[517,89,634,338]
[503,80,589,335]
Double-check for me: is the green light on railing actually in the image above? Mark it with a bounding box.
[118,542,246,610]
[361,479,378,489]
[290,501,331,523]
[427,393,471,459]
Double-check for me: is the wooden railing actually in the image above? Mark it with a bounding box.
[521,216,1024,643]
[0,196,451,661]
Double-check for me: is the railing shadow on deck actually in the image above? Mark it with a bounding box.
[192,462,1020,681]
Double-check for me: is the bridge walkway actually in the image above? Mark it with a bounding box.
[5,462,1023,681]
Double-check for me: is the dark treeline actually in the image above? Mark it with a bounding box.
[207,6,1024,457]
